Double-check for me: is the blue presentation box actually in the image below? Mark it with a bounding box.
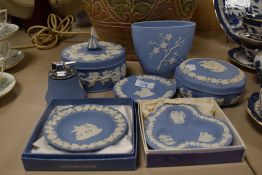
[22,98,137,171]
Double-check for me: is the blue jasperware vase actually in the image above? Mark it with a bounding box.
[132,20,196,78]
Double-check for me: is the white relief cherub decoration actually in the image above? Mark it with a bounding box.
[148,33,184,72]
[71,123,102,141]
[134,88,154,98]
[199,60,227,73]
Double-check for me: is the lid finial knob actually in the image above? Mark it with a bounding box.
[87,35,101,51]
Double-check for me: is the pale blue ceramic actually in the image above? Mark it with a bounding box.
[132,20,195,78]
[113,75,176,101]
[44,105,128,152]
[175,58,246,106]
[144,104,233,150]
[45,75,86,103]
[176,81,243,106]
[61,36,126,92]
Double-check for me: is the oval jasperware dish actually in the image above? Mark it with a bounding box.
[175,58,246,106]
[44,105,128,152]
[175,58,246,95]
[113,75,176,101]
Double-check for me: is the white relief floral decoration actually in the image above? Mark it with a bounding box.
[79,64,126,87]
[148,33,185,72]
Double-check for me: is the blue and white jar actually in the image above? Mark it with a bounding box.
[61,36,126,92]
[175,58,246,106]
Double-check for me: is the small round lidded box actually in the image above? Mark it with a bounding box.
[61,36,126,92]
[175,58,246,106]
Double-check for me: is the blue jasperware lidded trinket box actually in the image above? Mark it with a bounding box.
[175,58,246,106]
[61,35,126,92]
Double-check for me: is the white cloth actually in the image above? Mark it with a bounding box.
[31,105,133,154]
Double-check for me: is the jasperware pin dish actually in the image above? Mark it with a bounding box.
[44,105,128,152]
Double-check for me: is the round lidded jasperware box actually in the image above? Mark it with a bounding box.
[175,58,246,106]
[61,36,126,92]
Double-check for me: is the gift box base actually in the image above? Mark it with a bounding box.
[146,149,244,167]
[22,98,137,171]
[139,98,246,167]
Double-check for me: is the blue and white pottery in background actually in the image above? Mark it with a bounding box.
[214,0,262,44]
[243,14,262,39]
[144,104,233,150]
[113,75,176,101]
[131,20,195,79]
[61,35,126,92]
[175,58,246,106]
[44,104,128,152]
[254,51,262,85]
[228,47,255,70]
[45,62,86,103]
[237,29,262,45]
[241,38,262,59]
[246,92,262,126]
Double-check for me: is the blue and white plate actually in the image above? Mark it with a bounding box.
[113,75,176,101]
[228,47,255,70]
[214,0,262,44]
[246,92,262,126]
[144,104,233,150]
[44,105,128,152]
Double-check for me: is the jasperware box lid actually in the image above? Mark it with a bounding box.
[61,37,125,69]
[175,58,246,95]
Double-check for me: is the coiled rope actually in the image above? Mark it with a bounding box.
[12,14,90,50]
